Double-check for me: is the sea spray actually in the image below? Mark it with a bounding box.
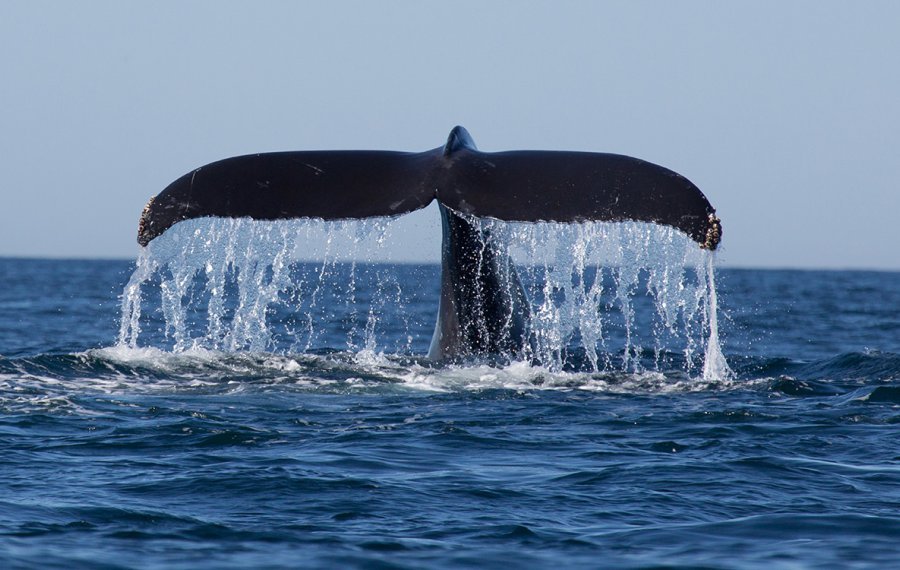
[118,247,156,348]
[118,218,403,353]
[502,217,730,376]
[701,252,732,380]
[119,215,730,377]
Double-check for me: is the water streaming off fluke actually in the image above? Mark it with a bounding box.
[118,216,731,380]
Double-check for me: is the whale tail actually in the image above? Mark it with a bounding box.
[138,126,721,250]
[136,126,722,361]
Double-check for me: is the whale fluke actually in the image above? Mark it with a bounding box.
[136,126,722,361]
[434,148,721,249]
[138,126,721,250]
[138,151,436,247]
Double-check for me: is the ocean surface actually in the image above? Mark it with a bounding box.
[2,247,900,568]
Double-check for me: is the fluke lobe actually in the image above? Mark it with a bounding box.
[137,126,722,361]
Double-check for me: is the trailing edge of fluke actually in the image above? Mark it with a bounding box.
[137,126,722,250]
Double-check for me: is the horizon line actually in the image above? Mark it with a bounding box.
[1,254,898,274]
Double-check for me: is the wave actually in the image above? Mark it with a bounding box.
[2,346,898,410]
[0,345,738,408]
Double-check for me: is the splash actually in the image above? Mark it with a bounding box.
[118,216,731,380]
[118,217,404,353]
[496,217,732,379]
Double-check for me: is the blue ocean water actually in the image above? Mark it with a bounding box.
[1,253,900,569]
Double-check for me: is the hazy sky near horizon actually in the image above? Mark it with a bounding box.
[2,1,898,269]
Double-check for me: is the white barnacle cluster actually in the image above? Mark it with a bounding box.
[703,214,722,251]
[137,196,156,242]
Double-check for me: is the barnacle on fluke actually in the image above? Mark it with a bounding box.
[703,214,723,251]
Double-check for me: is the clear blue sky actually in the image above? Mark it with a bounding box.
[2,1,898,269]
